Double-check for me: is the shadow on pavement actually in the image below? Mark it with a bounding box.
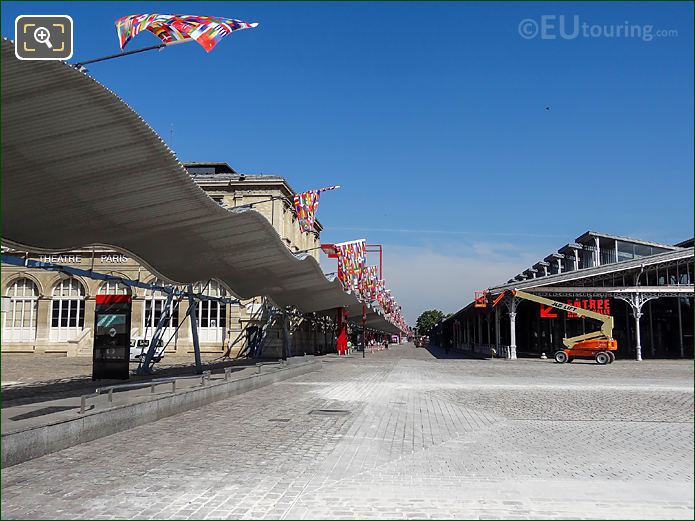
[423,344,489,360]
[1,357,261,408]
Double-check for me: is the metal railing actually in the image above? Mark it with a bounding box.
[79,369,226,414]
[78,359,293,414]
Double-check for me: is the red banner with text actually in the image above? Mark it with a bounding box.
[539,299,612,318]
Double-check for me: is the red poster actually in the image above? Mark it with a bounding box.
[566,299,612,318]
[539,299,612,318]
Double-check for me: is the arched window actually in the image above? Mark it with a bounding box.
[97,281,131,295]
[143,279,179,345]
[50,278,85,341]
[192,281,227,343]
[3,278,39,342]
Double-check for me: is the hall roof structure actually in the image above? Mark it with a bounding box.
[0,39,399,330]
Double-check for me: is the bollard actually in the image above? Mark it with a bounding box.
[80,396,86,414]
[256,363,263,375]
[108,388,114,403]
[171,380,176,393]
[224,367,231,381]
[150,383,156,394]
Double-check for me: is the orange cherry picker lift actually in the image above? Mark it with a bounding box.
[475,289,618,364]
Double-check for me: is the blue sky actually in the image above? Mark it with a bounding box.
[2,2,693,322]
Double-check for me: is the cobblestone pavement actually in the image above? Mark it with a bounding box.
[1,345,693,519]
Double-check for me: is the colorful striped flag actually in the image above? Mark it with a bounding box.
[116,14,259,52]
[293,185,340,233]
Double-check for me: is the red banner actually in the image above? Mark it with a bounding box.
[539,299,612,318]
[566,298,611,318]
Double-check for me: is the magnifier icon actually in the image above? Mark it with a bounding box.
[33,26,53,49]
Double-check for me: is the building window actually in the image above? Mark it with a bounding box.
[97,281,131,295]
[50,278,85,341]
[617,241,635,262]
[634,244,653,258]
[579,249,594,269]
[678,262,691,285]
[143,280,179,345]
[3,278,39,342]
[192,281,227,343]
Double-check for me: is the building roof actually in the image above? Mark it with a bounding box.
[489,248,692,293]
[558,243,582,254]
[674,238,694,248]
[0,39,401,332]
[183,162,238,174]
[190,172,289,184]
[442,248,693,325]
[575,231,680,250]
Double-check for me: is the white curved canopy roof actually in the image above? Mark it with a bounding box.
[1,39,395,328]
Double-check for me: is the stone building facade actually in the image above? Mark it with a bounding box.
[1,163,328,358]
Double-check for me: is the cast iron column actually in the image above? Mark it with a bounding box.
[634,310,643,362]
[509,312,517,360]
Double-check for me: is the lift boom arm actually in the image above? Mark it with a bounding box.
[512,289,614,349]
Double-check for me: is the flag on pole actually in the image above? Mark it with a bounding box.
[116,14,259,52]
[293,185,340,233]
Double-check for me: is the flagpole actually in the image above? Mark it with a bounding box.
[73,39,193,69]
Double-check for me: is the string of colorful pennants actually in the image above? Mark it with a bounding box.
[116,14,259,52]
[332,239,406,330]
[292,188,405,328]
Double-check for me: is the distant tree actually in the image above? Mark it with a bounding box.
[415,309,446,335]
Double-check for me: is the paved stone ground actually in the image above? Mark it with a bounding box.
[1,344,692,519]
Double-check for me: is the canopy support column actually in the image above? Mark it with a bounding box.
[616,292,659,362]
[138,292,174,375]
[509,311,517,360]
[494,306,501,354]
[187,284,202,375]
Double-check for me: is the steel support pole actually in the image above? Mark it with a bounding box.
[139,292,174,375]
[477,313,482,346]
[486,312,491,345]
[73,39,192,68]
[509,311,517,360]
[634,311,643,362]
[187,284,202,375]
[281,313,290,361]
[494,307,501,351]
